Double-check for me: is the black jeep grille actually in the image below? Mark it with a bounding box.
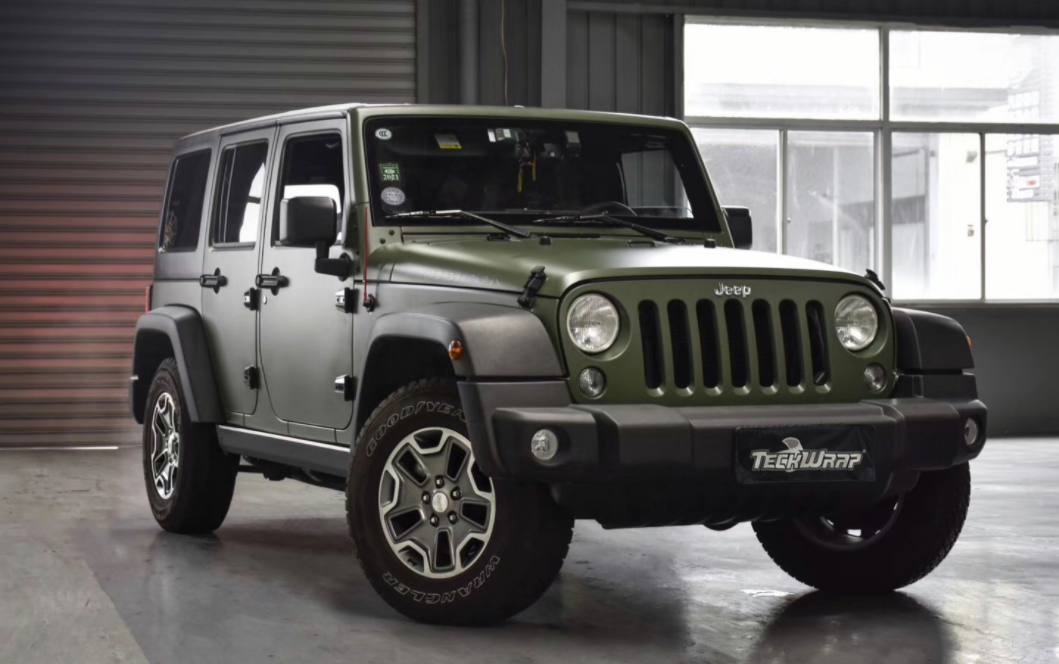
[639,297,830,393]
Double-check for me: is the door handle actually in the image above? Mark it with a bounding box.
[199,268,227,293]
[255,268,289,294]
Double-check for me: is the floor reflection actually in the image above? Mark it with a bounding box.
[749,592,952,664]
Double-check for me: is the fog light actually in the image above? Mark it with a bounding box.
[578,367,607,399]
[964,418,980,447]
[863,364,887,393]
[530,429,559,461]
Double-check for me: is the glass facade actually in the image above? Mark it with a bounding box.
[685,20,1059,301]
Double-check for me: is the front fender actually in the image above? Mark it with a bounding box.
[131,306,224,424]
[364,303,563,379]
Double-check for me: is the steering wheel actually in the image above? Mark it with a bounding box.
[581,201,637,216]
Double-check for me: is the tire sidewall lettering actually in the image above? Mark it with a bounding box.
[365,400,465,458]
[380,556,501,603]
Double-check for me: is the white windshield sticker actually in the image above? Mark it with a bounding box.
[380,186,406,206]
[375,128,392,140]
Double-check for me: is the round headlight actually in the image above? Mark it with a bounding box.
[567,294,620,354]
[834,295,879,351]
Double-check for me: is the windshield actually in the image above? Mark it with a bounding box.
[364,117,722,233]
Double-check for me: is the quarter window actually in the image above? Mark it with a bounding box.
[213,142,268,245]
[159,150,211,252]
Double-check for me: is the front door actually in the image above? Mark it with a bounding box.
[200,128,275,417]
[258,120,354,433]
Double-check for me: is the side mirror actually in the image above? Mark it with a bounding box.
[278,196,338,247]
[278,197,350,280]
[725,206,752,250]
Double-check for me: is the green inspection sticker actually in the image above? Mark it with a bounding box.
[379,162,401,183]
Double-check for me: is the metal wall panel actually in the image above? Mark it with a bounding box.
[0,0,416,447]
[566,11,673,116]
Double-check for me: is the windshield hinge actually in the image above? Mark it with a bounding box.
[518,265,547,309]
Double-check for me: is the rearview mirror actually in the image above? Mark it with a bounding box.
[277,197,338,247]
[724,206,752,250]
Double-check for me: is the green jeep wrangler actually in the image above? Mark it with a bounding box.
[131,104,986,625]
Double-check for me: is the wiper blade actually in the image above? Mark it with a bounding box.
[533,213,684,244]
[387,209,531,239]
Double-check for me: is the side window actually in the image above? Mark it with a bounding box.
[276,134,345,242]
[159,150,211,252]
[213,142,268,245]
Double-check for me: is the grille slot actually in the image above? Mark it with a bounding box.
[779,300,803,387]
[696,300,722,388]
[751,300,776,388]
[724,300,749,389]
[667,300,692,389]
[806,301,830,385]
[639,301,665,389]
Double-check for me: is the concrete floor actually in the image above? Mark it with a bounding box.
[0,440,1056,664]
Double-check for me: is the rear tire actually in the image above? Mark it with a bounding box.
[348,379,574,625]
[142,358,239,534]
[753,464,970,592]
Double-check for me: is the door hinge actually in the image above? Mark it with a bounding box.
[334,375,355,401]
[243,366,260,390]
[518,265,547,309]
[243,287,260,311]
[334,288,356,313]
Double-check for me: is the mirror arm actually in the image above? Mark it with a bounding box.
[314,241,352,280]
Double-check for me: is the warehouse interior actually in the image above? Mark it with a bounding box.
[1,0,1058,662]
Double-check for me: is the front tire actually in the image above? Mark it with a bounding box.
[348,379,574,625]
[753,464,970,592]
[142,358,239,534]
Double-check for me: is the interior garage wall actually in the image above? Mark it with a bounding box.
[0,0,416,447]
[565,11,674,116]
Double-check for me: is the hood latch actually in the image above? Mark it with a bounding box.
[518,265,547,309]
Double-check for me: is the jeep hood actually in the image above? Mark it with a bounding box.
[379,236,871,299]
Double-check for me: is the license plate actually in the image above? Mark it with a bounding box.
[735,425,876,484]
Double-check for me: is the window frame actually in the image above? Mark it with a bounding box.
[209,139,270,250]
[684,16,1059,303]
[271,129,348,248]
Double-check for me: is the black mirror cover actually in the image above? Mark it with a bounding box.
[278,197,338,247]
[725,206,753,250]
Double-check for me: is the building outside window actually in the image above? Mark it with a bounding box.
[685,20,1059,301]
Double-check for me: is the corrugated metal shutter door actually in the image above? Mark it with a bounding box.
[0,0,416,448]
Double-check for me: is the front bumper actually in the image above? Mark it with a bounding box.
[459,376,986,526]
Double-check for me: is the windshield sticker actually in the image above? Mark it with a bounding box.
[435,133,462,150]
[380,187,406,207]
[375,128,392,140]
[379,162,401,183]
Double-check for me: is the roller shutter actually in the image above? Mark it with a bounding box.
[0,0,416,447]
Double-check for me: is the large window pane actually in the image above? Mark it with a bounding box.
[985,134,1059,299]
[892,134,982,300]
[787,132,875,271]
[693,128,778,253]
[684,23,879,120]
[891,31,1059,123]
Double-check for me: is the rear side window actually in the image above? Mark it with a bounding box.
[213,142,269,245]
[159,150,211,252]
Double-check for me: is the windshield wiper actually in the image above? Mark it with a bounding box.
[533,213,685,244]
[387,209,531,239]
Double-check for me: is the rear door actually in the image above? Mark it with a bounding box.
[200,128,275,418]
[258,120,353,436]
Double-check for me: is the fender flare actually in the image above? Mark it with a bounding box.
[892,307,974,372]
[353,303,565,435]
[130,306,224,424]
[363,303,564,379]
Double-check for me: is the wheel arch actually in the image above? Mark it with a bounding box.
[131,306,224,424]
[353,303,564,438]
